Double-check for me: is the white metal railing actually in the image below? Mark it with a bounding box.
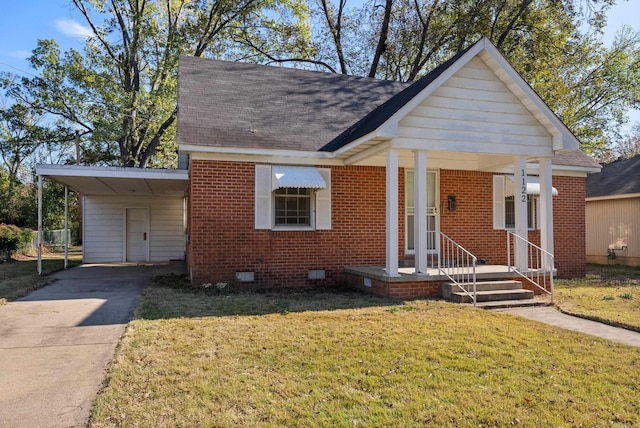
[439,232,477,306]
[507,231,555,303]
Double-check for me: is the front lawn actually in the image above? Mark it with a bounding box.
[555,264,640,331]
[0,252,82,304]
[91,281,640,427]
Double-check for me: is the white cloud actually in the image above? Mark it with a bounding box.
[9,50,31,59]
[54,18,94,38]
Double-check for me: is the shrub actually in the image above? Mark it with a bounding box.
[0,224,35,261]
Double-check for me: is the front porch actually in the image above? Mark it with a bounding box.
[340,143,559,304]
[345,263,552,307]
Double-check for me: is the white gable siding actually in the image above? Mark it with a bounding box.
[83,195,185,263]
[397,57,552,156]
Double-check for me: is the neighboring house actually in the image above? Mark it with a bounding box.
[586,154,640,266]
[37,37,600,298]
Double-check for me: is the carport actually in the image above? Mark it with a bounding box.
[35,165,190,273]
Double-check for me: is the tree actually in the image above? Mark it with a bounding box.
[8,0,311,168]
[0,82,71,183]
[599,122,640,162]
[256,0,639,155]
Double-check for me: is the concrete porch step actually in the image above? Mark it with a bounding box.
[474,298,550,309]
[442,280,522,300]
[450,288,534,303]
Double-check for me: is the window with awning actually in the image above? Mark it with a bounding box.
[271,165,327,191]
[255,165,331,230]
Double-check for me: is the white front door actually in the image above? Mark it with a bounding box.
[405,170,439,255]
[125,207,148,262]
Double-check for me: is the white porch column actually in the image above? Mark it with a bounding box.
[413,150,428,274]
[37,174,43,276]
[539,157,554,270]
[514,157,528,271]
[385,149,400,277]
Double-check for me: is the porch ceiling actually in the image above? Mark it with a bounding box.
[340,144,518,172]
[36,165,189,196]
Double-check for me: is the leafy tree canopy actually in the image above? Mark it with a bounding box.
[263,0,640,156]
[600,122,640,161]
[3,0,640,165]
[6,0,311,168]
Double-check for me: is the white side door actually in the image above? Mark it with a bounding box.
[125,207,149,262]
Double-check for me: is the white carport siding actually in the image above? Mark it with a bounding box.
[83,196,185,263]
[35,165,189,269]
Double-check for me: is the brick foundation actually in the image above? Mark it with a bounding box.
[345,273,442,298]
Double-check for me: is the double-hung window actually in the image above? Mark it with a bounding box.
[504,195,535,229]
[255,165,331,230]
[494,175,557,230]
[274,187,312,226]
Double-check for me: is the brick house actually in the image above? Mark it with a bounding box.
[178,37,599,298]
[36,38,599,300]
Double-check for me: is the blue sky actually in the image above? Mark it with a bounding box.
[1,1,639,129]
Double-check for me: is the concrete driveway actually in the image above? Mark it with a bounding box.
[0,262,186,428]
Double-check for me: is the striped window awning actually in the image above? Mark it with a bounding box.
[505,176,558,197]
[272,165,327,191]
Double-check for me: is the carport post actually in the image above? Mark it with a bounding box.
[37,174,43,275]
[64,185,68,269]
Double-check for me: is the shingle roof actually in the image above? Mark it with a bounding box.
[177,57,408,151]
[586,154,640,197]
[552,150,601,169]
[320,44,474,151]
[178,42,597,170]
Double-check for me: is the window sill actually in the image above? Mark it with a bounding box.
[272,226,316,232]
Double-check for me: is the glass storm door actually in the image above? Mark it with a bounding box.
[405,170,438,255]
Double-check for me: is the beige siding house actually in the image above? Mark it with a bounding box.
[586,155,640,266]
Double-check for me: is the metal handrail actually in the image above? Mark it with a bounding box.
[507,231,555,303]
[439,232,477,306]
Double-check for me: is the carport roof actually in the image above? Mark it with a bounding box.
[36,165,189,196]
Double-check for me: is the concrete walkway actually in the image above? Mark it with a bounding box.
[0,262,186,428]
[495,306,640,348]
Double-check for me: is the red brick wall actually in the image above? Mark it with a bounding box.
[345,273,442,298]
[188,161,586,286]
[552,176,586,277]
[439,170,514,265]
[438,170,585,278]
[188,161,389,286]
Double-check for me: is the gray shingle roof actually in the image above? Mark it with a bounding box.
[320,43,475,151]
[586,154,640,197]
[177,57,408,151]
[177,48,597,170]
[552,150,601,169]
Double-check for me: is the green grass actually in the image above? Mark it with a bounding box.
[0,252,82,304]
[555,264,640,331]
[91,280,640,427]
